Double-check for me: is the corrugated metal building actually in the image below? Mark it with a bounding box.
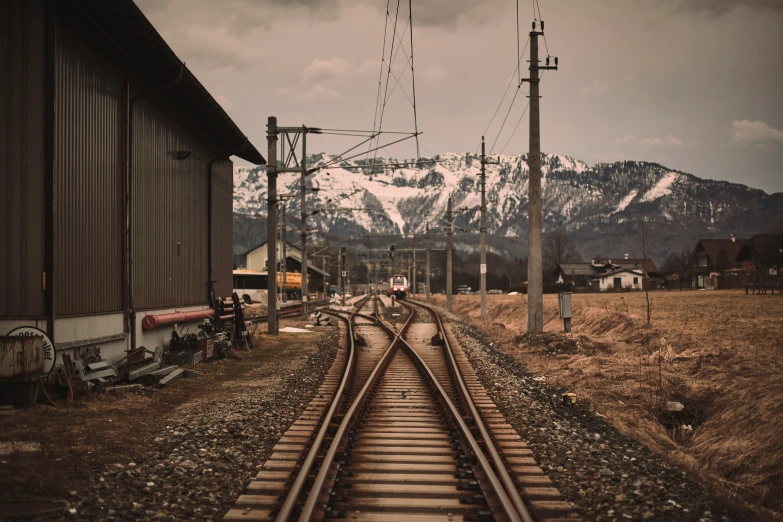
[0,0,265,364]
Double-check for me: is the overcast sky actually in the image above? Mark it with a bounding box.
[137,0,783,194]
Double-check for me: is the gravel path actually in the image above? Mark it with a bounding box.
[436,307,738,522]
[47,327,341,522]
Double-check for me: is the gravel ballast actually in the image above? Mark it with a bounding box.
[43,326,341,522]
[437,307,739,522]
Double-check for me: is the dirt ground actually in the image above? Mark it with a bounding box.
[0,317,329,519]
[431,290,783,520]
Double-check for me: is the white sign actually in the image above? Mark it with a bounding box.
[7,326,55,375]
[302,295,308,302]
[480,264,487,274]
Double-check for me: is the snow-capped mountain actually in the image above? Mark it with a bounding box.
[233,152,783,265]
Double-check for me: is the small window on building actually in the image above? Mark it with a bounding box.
[633,277,639,284]
[613,277,622,288]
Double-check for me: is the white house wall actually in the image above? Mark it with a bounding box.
[599,272,643,291]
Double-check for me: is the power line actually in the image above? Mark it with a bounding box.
[366,0,391,163]
[475,37,530,154]
[409,0,421,159]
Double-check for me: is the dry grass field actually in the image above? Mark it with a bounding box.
[431,290,783,518]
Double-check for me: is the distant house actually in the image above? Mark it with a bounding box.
[692,236,747,289]
[553,262,607,290]
[242,240,329,293]
[597,268,645,291]
[554,255,656,291]
[735,234,783,285]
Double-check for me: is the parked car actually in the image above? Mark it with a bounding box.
[488,289,503,294]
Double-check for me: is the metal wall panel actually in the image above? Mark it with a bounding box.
[132,100,212,310]
[52,17,125,316]
[211,159,234,299]
[0,0,46,318]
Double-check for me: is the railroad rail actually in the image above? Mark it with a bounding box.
[226,296,577,522]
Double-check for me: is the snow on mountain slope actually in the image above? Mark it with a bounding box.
[233,153,782,264]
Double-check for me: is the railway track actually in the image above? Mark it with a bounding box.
[226,296,578,522]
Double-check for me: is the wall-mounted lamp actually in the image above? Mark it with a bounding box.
[176,150,192,160]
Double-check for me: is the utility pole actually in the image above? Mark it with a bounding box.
[523,21,558,333]
[446,196,453,310]
[479,137,500,319]
[281,203,287,302]
[412,235,416,296]
[341,246,347,306]
[425,223,431,303]
[300,127,308,318]
[337,252,342,302]
[266,116,278,335]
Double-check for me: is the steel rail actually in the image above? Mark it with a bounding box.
[296,297,415,521]
[273,296,368,521]
[407,299,535,522]
[394,300,525,522]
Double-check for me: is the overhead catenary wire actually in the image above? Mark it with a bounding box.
[408,0,421,159]
[475,36,530,154]
[366,0,391,163]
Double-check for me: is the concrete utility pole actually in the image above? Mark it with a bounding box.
[337,253,341,301]
[266,116,279,335]
[300,127,308,318]
[479,137,500,320]
[425,223,431,303]
[524,23,558,333]
[412,235,416,296]
[340,246,347,306]
[446,196,453,310]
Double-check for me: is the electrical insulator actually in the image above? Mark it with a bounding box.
[555,57,559,66]
[541,21,545,31]
[531,21,535,30]
[546,57,550,66]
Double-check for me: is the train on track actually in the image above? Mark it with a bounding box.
[387,274,409,299]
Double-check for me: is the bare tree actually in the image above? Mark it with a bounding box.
[663,249,695,290]
[543,228,582,274]
[637,217,653,325]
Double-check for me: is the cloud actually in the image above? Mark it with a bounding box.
[278,85,341,100]
[422,64,446,83]
[639,135,701,148]
[579,80,615,97]
[302,57,380,82]
[303,58,354,82]
[731,120,783,148]
[664,0,783,17]
[614,135,635,145]
[170,24,264,71]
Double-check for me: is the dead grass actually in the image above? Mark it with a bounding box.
[433,290,783,519]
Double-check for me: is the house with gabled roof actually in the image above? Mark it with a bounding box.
[692,236,747,289]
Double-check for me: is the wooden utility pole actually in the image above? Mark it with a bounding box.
[266,116,278,335]
[446,196,453,310]
[425,223,431,302]
[524,22,558,333]
[300,127,308,318]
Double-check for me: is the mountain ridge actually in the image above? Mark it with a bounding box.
[232,152,783,266]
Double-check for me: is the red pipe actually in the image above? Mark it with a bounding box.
[142,309,214,330]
